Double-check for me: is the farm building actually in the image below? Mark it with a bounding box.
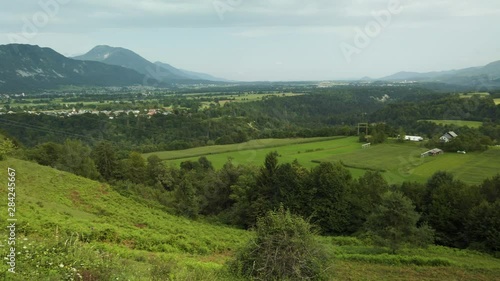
[440,131,458,142]
[421,148,444,157]
[404,135,424,142]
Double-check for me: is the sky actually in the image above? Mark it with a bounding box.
[1,0,500,81]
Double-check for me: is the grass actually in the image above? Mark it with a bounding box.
[144,136,348,166]
[1,158,499,280]
[421,119,483,128]
[459,92,490,98]
[323,237,500,281]
[150,137,500,185]
[190,92,303,108]
[0,158,250,279]
[494,98,500,105]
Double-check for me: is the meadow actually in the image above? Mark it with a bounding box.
[1,158,500,280]
[194,92,303,108]
[458,92,490,98]
[421,119,483,128]
[495,98,500,105]
[150,137,500,185]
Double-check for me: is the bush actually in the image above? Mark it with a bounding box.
[229,206,330,280]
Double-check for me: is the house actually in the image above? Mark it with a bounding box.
[404,135,424,142]
[421,148,444,157]
[440,131,458,143]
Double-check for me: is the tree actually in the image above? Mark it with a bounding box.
[364,191,434,254]
[174,174,199,219]
[308,162,353,235]
[57,139,99,180]
[230,206,330,281]
[479,174,500,203]
[397,127,406,143]
[28,142,62,167]
[0,138,15,161]
[92,141,118,181]
[252,151,280,218]
[124,152,147,184]
[423,172,480,247]
[348,171,389,233]
[146,155,168,187]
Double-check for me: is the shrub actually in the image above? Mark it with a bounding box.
[229,206,330,280]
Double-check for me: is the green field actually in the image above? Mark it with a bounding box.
[149,137,500,185]
[459,92,490,98]
[422,119,483,128]
[196,92,303,108]
[495,98,500,105]
[144,136,347,165]
[1,158,500,280]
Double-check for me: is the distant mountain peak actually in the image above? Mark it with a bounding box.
[74,45,229,82]
[0,44,145,91]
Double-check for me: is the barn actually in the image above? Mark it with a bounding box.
[421,148,444,157]
[440,131,458,142]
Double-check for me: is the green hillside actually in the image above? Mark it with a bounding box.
[0,158,250,280]
[1,158,500,280]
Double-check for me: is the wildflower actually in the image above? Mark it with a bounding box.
[59,263,64,268]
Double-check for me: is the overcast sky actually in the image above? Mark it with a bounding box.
[1,0,499,81]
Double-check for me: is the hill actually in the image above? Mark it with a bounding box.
[0,44,145,92]
[0,158,250,280]
[1,157,500,280]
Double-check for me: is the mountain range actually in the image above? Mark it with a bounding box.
[0,43,499,92]
[379,61,500,89]
[0,44,227,92]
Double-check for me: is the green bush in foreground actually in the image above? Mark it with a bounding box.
[229,206,330,281]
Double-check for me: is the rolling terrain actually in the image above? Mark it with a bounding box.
[147,137,500,185]
[1,157,500,280]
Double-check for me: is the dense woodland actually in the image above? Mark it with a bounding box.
[1,85,500,256]
[1,86,500,152]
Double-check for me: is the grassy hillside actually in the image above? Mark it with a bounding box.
[0,158,250,280]
[1,158,499,280]
[150,137,500,185]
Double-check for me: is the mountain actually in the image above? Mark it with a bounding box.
[73,45,189,81]
[74,45,228,83]
[380,60,500,89]
[154,61,230,82]
[0,44,145,92]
